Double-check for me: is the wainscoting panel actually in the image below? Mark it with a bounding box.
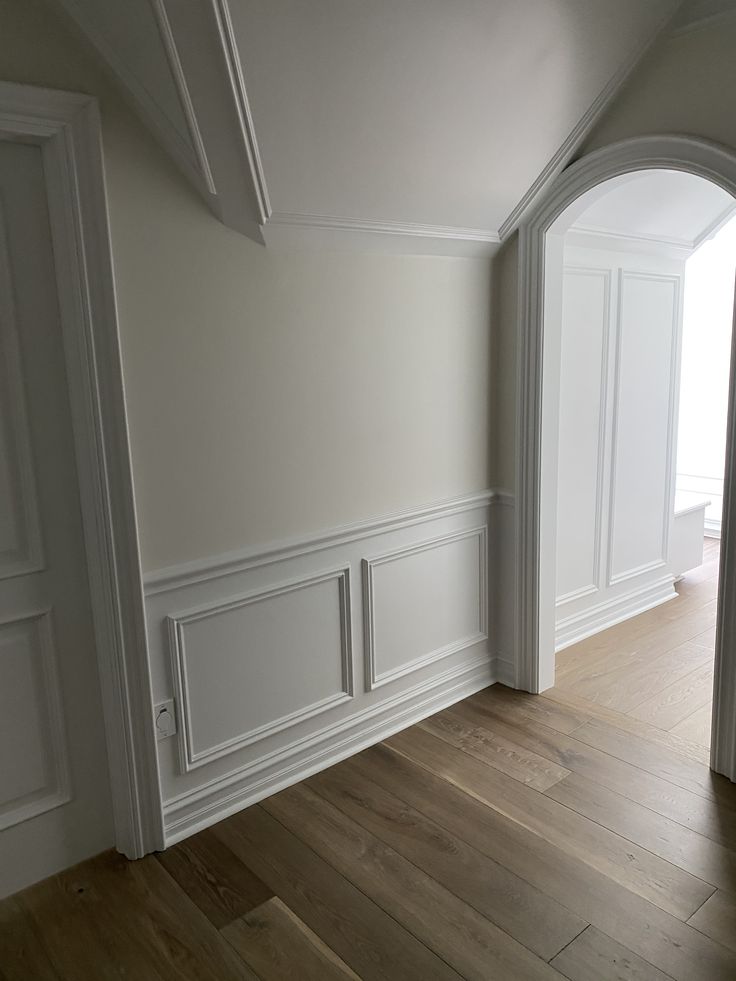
[609,271,679,585]
[555,267,610,605]
[144,492,498,845]
[363,527,487,690]
[168,567,353,772]
[0,610,70,831]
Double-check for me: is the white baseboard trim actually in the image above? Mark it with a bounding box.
[555,576,677,652]
[492,653,517,688]
[704,519,722,540]
[163,653,496,845]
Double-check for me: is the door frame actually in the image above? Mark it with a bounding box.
[513,134,736,780]
[0,81,163,855]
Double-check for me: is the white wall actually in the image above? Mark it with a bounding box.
[676,214,736,534]
[554,241,684,648]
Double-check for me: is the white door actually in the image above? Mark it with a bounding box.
[0,140,113,897]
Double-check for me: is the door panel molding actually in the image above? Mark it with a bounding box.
[0,81,162,856]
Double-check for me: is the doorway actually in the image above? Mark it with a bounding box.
[0,81,162,897]
[551,170,736,751]
[514,136,736,781]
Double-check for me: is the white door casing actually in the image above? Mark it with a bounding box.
[514,135,736,781]
[0,81,163,868]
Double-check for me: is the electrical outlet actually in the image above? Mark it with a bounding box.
[154,699,176,741]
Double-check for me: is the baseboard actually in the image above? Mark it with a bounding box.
[555,576,677,652]
[704,519,722,540]
[163,653,495,845]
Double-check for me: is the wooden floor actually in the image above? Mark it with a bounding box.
[2,541,735,980]
[556,537,720,752]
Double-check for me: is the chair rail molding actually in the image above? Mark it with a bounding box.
[514,133,736,783]
[0,80,164,856]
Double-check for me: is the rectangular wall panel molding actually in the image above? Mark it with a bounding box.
[608,270,680,585]
[555,245,684,650]
[363,527,487,690]
[555,266,611,605]
[144,491,499,846]
[168,567,354,772]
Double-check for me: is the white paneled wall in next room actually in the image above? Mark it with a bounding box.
[555,240,684,650]
[554,170,735,651]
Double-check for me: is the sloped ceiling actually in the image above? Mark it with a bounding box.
[55,0,686,254]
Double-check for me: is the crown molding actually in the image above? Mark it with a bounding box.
[692,201,736,249]
[262,211,501,257]
[567,223,694,260]
[498,4,683,242]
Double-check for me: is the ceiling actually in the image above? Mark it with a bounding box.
[567,170,736,253]
[55,0,697,254]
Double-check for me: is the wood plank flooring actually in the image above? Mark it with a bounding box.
[2,539,735,979]
[555,538,720,751]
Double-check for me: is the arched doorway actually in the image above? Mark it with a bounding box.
[513,135,736,781]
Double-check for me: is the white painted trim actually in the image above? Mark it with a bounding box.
[210,0,272,223]
[163,653,495,845]
[264,211,501,256]
[0,609,71,832]
[605,270,681,587]
[168,567,354,772]
[0,81,163,855]
[498,7,682,241]
[144,490,496,596]
[362,527,488,690]
[556,584,599,607]
[151,0,216,195]
[705,519,722,538]
[566,226,694,260]
[692,201,736,249]
[55,0,210,201]
[555,576,677,652]
[514,134,736,782]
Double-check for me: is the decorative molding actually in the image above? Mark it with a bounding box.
[557,265,612,604]
[0,609,71,832]
[0,202,44,581]
[263,211,501,255]
[144,490,496,596]
[0,81,164,856]
[210,0,272,223]
[163,653,494,845]
[556,583,599,607]
[605,271,680,587]
[692,201,736,249]
[566,226,693,260]
[362,527,488,690]
[168,567,354,772]
[514,134,736,782]
[152,0,216,195]
[555,575,676,652]
[498,7,683,241]
[55,0,210,200]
